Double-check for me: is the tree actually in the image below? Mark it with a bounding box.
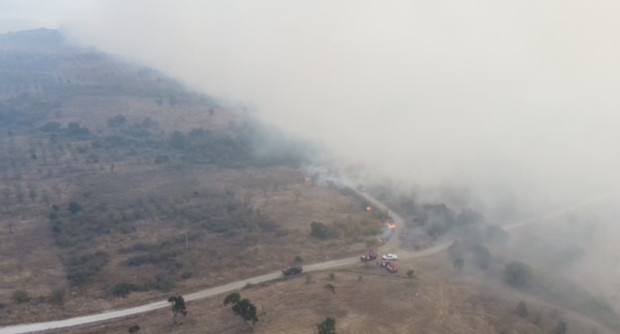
[232,299,259,324]
[68,201,82,214]
[516,301,528,317]
[311,221,332,240]
[224,292,258,325]
[107,115,127,128]
[294,255,303,264]
[505,261,533,288]
[12,290,30,303]
[48,287,65,304]
[167,296,187,321]
[223,292,240,305]
[324,283,336,294]
[406,270,415,279]
[317,317,336,334]
[472,244,491,270]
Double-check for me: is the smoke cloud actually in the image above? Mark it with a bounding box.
[57,0,620,209]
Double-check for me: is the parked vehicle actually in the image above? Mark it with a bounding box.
[382,253,398,261]
[282,265,303,276]
[360,249,378,262]
[379,260,398,273]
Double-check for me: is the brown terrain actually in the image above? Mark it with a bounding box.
[57,253,615,334]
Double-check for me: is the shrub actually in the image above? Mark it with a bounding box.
[317,317,336,334]
[12,290,30,303]
[505,261,533,288]
[407,270,415,279]
[113,283,139,297]
[66,252,109,286]
[310,221,338,240]
[68,201,82,214]
[472,244,491,270]
[49,288,65,304]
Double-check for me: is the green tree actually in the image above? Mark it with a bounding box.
[68,201,82,214]
[48,287,65,304]
[317,317,336,334]
[311,221,334,240]
[516,301,528,317]
[224,293,258,325]
[505,261,533,288]
[167,296,187,321]
[406,270,415,279]
[472,244,491,270]
[223,292,241,305]
[232,299,259,324]
[12,290,30,303]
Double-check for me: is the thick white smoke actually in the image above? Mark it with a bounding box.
[54,0,620,210]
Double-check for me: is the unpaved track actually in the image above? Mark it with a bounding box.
[1,189,611,334]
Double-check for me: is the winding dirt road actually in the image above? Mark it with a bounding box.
[0,188,610,334]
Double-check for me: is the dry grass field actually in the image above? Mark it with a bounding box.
[57,253,614,334]
[0,164,380,325]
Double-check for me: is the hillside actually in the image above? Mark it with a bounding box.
[2,28,618,334]
[0,29,383,325]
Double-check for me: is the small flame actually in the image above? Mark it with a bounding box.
[366,206,372,211]
[384,221,397,229]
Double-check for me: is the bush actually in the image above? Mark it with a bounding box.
[12,290,30,303]
[505,261,533,288]
[317,317,336,334]
[310,221,339,240]
[107,115,127,128]
[49,288,65,304]
[66,252,109,286]
[407,270,415,279]
[472,244,491,270]
[113,283,139,297]
[68,201,82,214]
